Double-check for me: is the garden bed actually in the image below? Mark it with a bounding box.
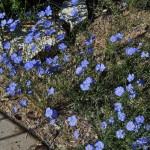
[0,1,150,150]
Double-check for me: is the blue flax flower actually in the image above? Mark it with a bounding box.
[45,6,52,16]
[122,2,127,7]
[46,57,53,65]
[71,0,79,6]
[86,47,93,55]
[52,110,58,119]
[3,41,11,50]
[116,33,123,40]
[30,26,37,32]
[44,43,51,52]
[16,88,22,95]
[63,55,70,62]
[50,119,56,125]
[85,38,93,46]
[5,61,13,69]
[110,33,123,42]
[0,54,3,62]
[2,52,7,58]
[110,35,117,42]
[0,68,3,74]
[53,55,59,63]
[56,33,65,41]
[68,115,77,126]
[76,66,83,75]
[81,59,89,68]
[138,42,142,46]
[127,37,132,43]
[36,19,42,25]
[118,112,126,121]
[28,90,32,95]
[9,22,16,31]
[17,49,22,56]
[115,86,124,97]
[30,44,37,52]
[114,103,123,111]
[126,121,135,131]
[26,80,31,87]
[25,35,33,44]
[19,100,27,107]
[95,63,106,72]
[45,29,56,36]
[76,17,82,23]
[135,116,144,124]
[134,124,141,133]
[9,20,19,32]
[83,77,93,85]
[85,144,94,150]
[0,12,5,19]
[10,53,17,61]
[126,84,134,92]
[34,59,41,67]
[125,47,137,56]
[144,125,150,131]
[43,20,51,28]
[109,116,114,125]
[37,67,45,75]
[59,15,66,20]
[116,129,125,139]
[38,11,45,18]
[71,8,78,16]
[48,87,54,95]
[132,136,149,150]
[58,43,67,51]
[1,19,6,27]
[90,34,96,39]
[129,90,136,99]
[14,56,22,64]
[34,31,41,38]
[136,79,144,86]
[11,53,17,60]
[9,68,17,76]
[141,52,149,58]
[73,130,79,139]
[80,83,90,91]
[13,105,18,113]
[80,77,93,91]
[45,107,53,118]
[6,82,17,96]
[100,121,107,130]
[94,141,104,150]
[127,73,134,82]
[24,61,34,71]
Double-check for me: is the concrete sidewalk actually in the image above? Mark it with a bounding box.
[0,113,45,150]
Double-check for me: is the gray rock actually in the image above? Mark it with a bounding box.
[59,0,88,30]
[0,0,88,62]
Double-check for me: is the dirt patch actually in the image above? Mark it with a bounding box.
[76,10,150,55]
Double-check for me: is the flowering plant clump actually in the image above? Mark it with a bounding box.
[0,1,149,149]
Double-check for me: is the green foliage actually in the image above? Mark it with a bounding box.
[125,0,150,9]
[95,0,150,16]
[0,0,49,16]
[0,0,24,15]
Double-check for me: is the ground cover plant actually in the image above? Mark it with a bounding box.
[0,0,150,149]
